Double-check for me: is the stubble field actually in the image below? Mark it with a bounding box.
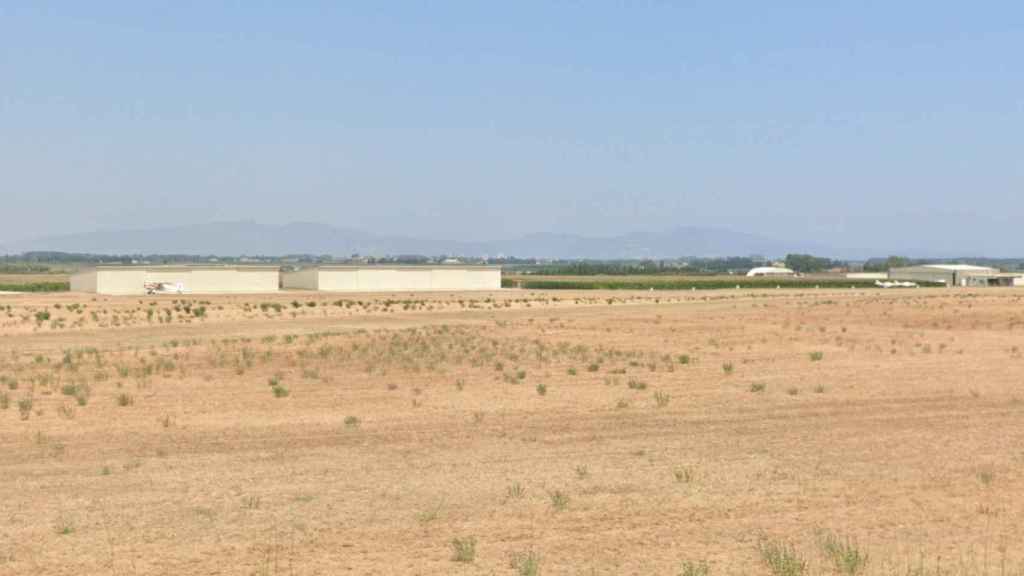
[1,288,1023,576]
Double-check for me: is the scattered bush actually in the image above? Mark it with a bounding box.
[654,391,671,407]
[506,482,526,501]
[818,531,869,576]
[510,550,541,576]
[674,466,695,484]
[450,537,477,563]
[18,397,33,420]
[679,560,710,576]
[548,490,569,511]
[627,379,647,391]
[758,538,806,576]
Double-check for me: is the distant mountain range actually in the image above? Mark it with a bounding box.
[4,221,832,260]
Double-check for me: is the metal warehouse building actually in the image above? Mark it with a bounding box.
[888,264,1005,287]
[282,265,501,292]
[70,265,281,295]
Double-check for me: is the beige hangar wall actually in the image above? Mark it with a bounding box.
[288,266,501,292]
[73,267,280,295]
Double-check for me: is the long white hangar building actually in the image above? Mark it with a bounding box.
[282,265,502,292]
[71,265,281,295]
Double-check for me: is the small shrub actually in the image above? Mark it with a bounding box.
[722,362,734,375]
[574,465,589,479]
[271,385,289,398]
[679,560,710,576]
[758,538,806,576]
[417,504,441,524]
[18,397,33,420]
[627,379,647,391]
[813,384,826,394]
[786,387,799,396]
[567,367,577,376]
[510,550,541,576]
[535,383,547,396]
[750,383,766,393]
[654,391,671,407]
[58,403,76,420]
[506,482,526,501]
[450,537,477,563]
[809,351,824,362]
[116,393,134,407]
[674,466,695,484]
[548,490,569,511]
[344,415,360,428]
[0,392,7,410]
[818,531,869,576]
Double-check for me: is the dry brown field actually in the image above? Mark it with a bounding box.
[2,287,1024,575]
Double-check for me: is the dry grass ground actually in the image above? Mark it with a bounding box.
[2,288,1024,575]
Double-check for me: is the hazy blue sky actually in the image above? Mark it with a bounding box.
[2,2,1022,250]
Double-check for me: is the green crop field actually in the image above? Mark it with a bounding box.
[0,273,71,292]
[502,274,913,290]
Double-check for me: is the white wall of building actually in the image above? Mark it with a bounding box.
[97,269,147,295]
[284,266,501,292]
[72,267,279,295]
[281,268,321,290]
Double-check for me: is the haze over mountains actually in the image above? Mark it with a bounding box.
[3,218,1019,261]
[6,221,828,260]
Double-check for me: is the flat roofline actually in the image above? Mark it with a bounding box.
[78,265,281,272]
[291,265,503,271]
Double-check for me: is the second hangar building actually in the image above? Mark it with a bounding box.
[282,265,501,292]
[887,264,1019,287]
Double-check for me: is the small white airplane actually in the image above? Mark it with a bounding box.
[144,282,186,295]
[875,280,918,289]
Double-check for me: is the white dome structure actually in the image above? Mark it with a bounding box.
[746,266,795,277]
